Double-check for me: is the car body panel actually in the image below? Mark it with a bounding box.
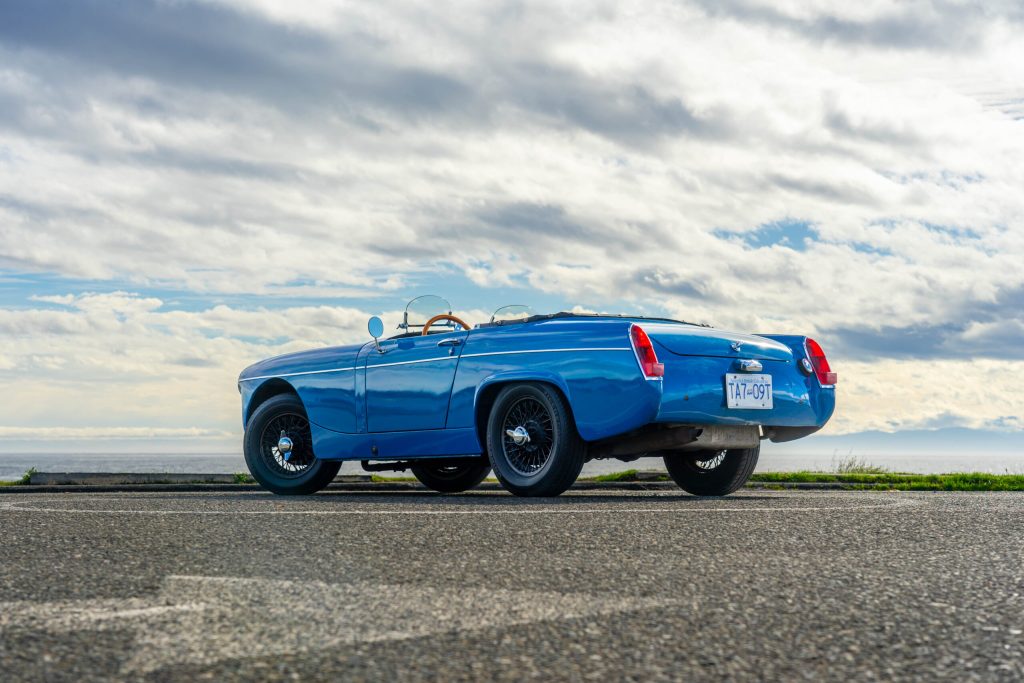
[655,356,832,425]
[644,323,792,361]
[238,315,836,462]
[446,318,662,441]
[364,330,467,432]
[239,344,363,432]
[311,426,481,461]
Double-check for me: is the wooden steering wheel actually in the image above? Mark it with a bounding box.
[422,313,470,335]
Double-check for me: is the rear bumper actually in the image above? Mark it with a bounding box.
[654,356,835,429]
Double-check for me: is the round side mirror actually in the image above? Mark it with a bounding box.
[367,316,385,339]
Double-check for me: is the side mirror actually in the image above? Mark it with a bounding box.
[367,316,385,353]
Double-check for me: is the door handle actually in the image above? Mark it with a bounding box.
[436,338,462,347]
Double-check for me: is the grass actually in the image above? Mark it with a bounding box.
[0,467,37,486]
[750,471,1024,491]
[587,461,1024,491]
[591,469,638,482]
[589,469,668,482]
[832,454,889,475]
[3,463,1023,491]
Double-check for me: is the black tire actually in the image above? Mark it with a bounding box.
[411,459,491,493]
[243,394,341,495]
[486,383,585,497]
[663,445,760,496]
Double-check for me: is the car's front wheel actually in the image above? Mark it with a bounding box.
[486,383,585,497]
[243,394,341,495]
[411,459,491,493]
[663,446,760,496]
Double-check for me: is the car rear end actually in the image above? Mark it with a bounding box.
[628,322,836,442]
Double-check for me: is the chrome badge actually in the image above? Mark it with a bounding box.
[730,341,742,352]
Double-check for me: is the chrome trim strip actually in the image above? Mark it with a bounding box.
[239,367,356,382]
[239,347,632,382]
[367,356,459,370]
[461,347,630,359]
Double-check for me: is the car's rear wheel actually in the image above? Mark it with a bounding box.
[486,383,585,497]
[244,394,341,495]
[663,445,760,496]
[411,459,491,493]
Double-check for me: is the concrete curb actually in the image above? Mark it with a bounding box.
[745,481,867,490]
[28,472,245,485]
[0,471,878,494]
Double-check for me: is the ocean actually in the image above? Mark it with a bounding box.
[2,450,1024,481]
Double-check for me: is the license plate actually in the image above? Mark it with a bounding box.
[725,373,773,409]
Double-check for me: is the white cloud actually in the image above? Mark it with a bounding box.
[824,358,1024,435]
[0,426,232,439]
[0,294,1018,441]
[0,0,1021,442]
[0,294,495,441]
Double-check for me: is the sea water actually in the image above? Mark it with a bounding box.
[2,450,1023,481]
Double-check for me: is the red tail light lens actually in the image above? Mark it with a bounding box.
[804,338,837,386]
[630,325,664,379]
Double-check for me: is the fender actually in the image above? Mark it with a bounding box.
[470,367,661,442]
[470,369,574,449]
[473,369,574,414]
[241,377,299,426]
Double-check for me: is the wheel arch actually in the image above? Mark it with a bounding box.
[472,372,577,450]
[244,378,303,427]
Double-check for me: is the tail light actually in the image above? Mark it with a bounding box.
[630,324,664,379]
[804,338,837,386]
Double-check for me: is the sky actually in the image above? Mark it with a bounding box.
[0,0,1022,454]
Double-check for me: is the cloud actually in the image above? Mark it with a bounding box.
[823,357,1024,435]
[0,296,375,436]
[0,426,233,439]
[0,0,1022,440]
[0,0,472,117]
[690,0,1023,51]
[0,291,494,437]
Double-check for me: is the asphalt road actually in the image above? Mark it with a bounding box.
[1,489,1022,682]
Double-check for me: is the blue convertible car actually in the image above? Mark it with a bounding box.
[239,295,836,497]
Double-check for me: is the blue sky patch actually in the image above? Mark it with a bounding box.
[714,219,816,251]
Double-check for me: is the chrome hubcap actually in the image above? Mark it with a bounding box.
[277,430,294,461]
[505,426,531,446]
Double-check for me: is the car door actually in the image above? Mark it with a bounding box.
[364,330,467,432]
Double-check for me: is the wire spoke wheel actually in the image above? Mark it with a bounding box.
[486,383,585,497]
[664,446,760,497]
[411,458,491,493]
[258,412,315,478]
[501,396,554,476]
[692,450,727,472]
[433,465,465,477]
[244,394,340,495]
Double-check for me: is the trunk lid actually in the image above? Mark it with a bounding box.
[642,323,793,362]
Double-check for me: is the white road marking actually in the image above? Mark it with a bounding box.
[0,496,918,515]
[0,574,674,675]
[0,600,209,630]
